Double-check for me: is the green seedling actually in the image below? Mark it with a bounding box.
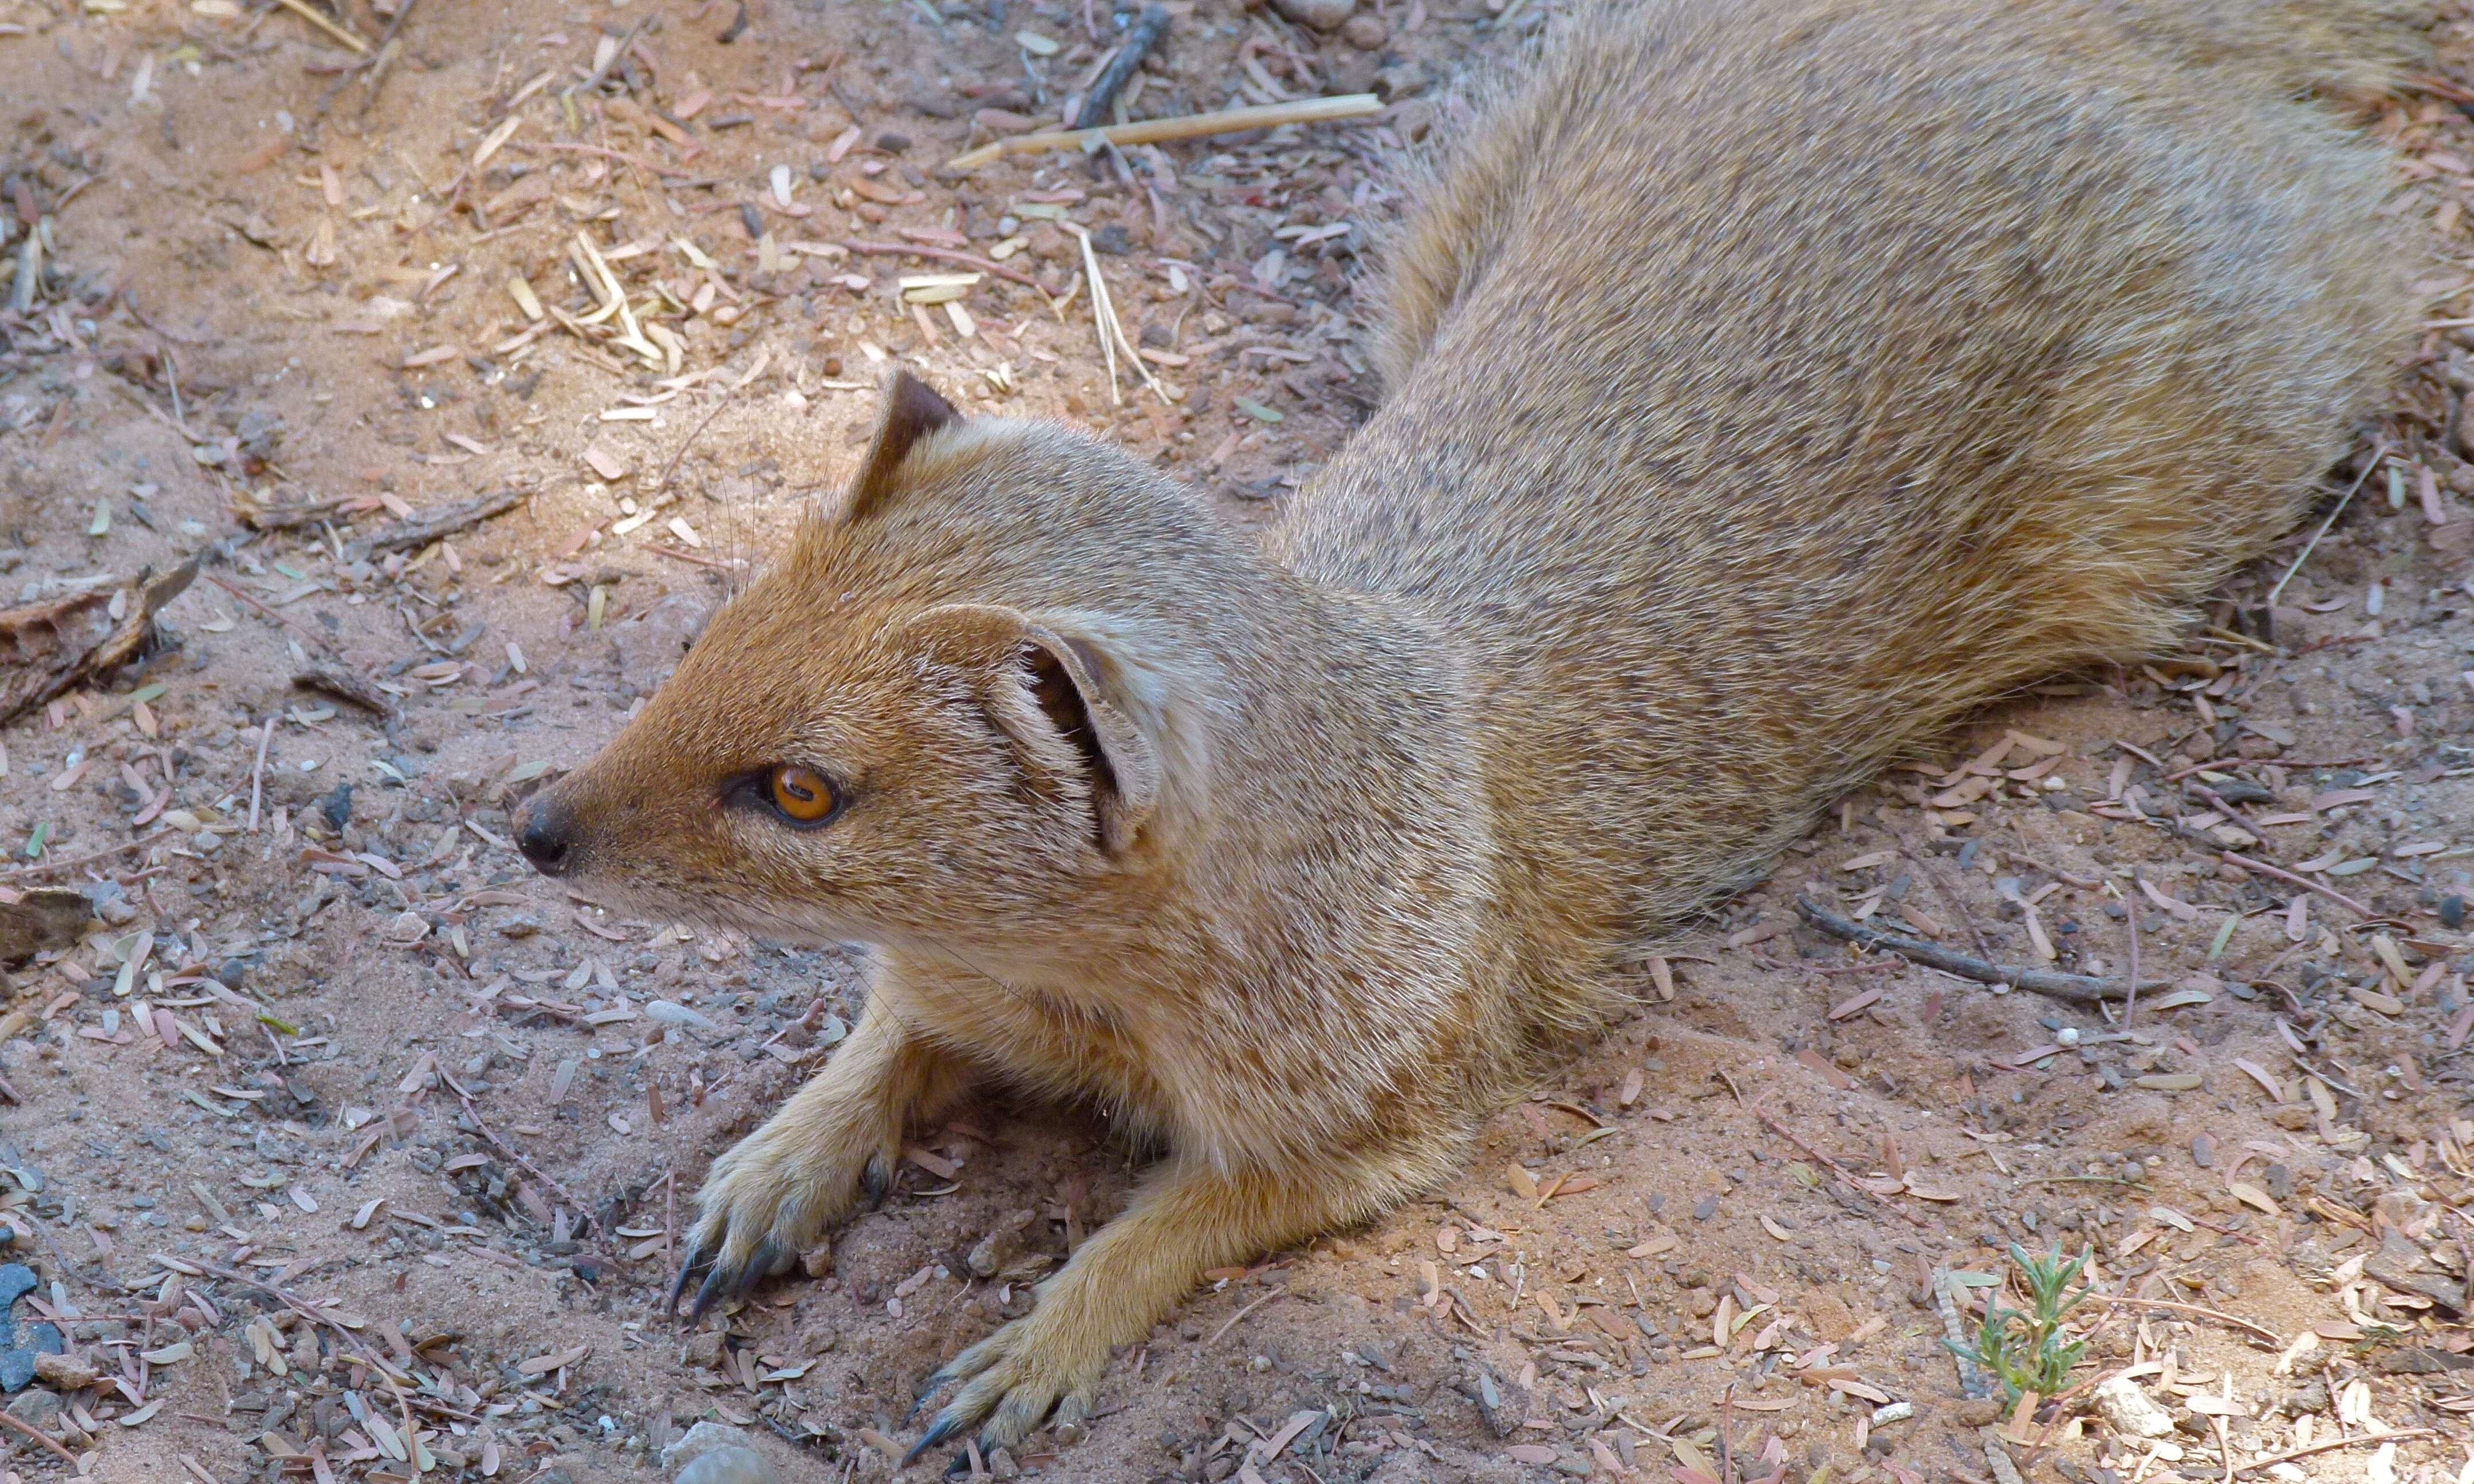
[1947,1242,2091,1401]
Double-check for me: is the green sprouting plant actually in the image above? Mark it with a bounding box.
[1946,1244,2093,1401]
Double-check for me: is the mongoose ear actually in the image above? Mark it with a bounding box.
[891,603,1161,857]
[840,369,960,523]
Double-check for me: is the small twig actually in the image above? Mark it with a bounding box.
[1073,3,1171,129]
[649,398,731,503]
[1204,1286,1288,1347]
[564,13,651,97]
[345,486,530,561]
[1906,843,1994,963]
[1752,1108,1930,1229]
[292,666,397,719]
[2229,1430,2433,1477]
[522,141,696,179]
[946,93,1381,171]
[246,713,275,832]
[190,1260,421,1449]
[204,573,340,656]
[2122,867,2142,1031]
[2079,1294,2280,1345]
[2131,812,2375,919]
[1795,899,2152,1007]
[0,1404,81,1466]
[2011,855,2102,890]
[662,1167,679,1305]
[270,0,368,53]
[452,1087,597,1237]
[1,827,176,879]
[2266,444,2384,606]
[838,239,1046,291]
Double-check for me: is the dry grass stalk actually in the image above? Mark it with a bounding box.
[271,0,370,54]
[1067,224,1169,406]
[945,93,1381,171]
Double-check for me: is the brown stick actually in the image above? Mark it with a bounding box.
[521,141,696,179]
[837,239,1046,291]
[293,666,397,719]
[1795,899,2160,1007]
[2122,867,2142,1031]
[1203,1286,1288,1347]
[345,486,530,561]
[2125,814,2375,919]
[203,573,339,657]
[246,713,275,833]
[0,1404,80,1466]
[2079,1294,2280,1345]
[2229,1430,2434,1477]
[270,0,368,53]
[1752,1108,1931,1230]
[0,826,176,879]
[452,1087,598,1237]
[946,93,1382,171]
[190,1260,424,1460]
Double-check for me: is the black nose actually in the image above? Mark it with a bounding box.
[515,796,573,876]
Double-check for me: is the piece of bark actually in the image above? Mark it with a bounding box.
[0,558,198,727]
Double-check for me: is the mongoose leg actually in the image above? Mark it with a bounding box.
[672,991,965,1317]
[907,1146,1443,1460]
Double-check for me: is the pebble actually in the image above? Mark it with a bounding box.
[1270,0,1354,29]
[4,1389,61,1433]
[1340,14,1388,48]
[661,1420,756,1475]
[2440,894,2464,930]
[676,1446,778,1484]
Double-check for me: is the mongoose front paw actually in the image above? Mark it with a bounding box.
[904,1309,1108,1465]
[667,1118,897,1319]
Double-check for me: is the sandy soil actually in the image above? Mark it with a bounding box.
[0,0,2469,1481]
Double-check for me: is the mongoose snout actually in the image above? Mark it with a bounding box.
[522,0,2421,1461]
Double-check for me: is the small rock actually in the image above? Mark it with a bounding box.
[1954,1396,2006,1427]
[2439,894,2464,930]
[318,781,353,833]
[31,1352,97,1390]
[2285,1381,2330,1415]
[1270,0,1353,28]
[5,1389,61,1434]
[2189,1133,2214,1169]
[661,1419,753,1474]
[676,1445,778,1484]
[1467,1366,1529,1438]
[2094,1376,2175,1439]
[0,889,93,965]
[1340,13,1387,48]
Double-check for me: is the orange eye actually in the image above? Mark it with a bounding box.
[768,765,837,824]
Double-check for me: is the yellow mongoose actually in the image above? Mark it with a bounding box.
[515,0,2417,1457]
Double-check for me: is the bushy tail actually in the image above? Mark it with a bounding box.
[2091,0,2432,100]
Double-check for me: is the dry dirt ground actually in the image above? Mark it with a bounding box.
[1,0,2472,1481]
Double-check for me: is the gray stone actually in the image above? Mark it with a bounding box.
[661,1420,755,1474]
[5,1388,60,1433]
[676,1446,778,1484]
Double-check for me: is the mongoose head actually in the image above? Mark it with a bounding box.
[512,372,1240,970]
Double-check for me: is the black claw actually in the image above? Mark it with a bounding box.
[664,1248,710,1321]
[736,1239,785,1297]
[905,1400,983,1468]
[862,1156,892,1203]
[688,1264,733,1321]
[943,1453,974,1480]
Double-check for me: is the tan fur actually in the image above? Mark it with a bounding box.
[517,0,2418,1455]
